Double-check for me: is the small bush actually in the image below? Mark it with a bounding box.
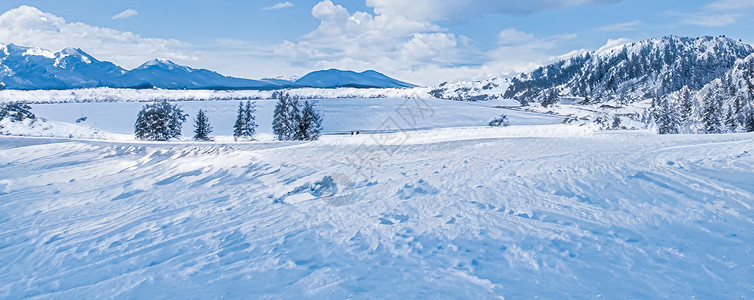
[0,102,36,122]
[488,114,510,127]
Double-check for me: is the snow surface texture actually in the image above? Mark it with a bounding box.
[1,129,753,298]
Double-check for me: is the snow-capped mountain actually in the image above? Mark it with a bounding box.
[0,44,416,90]
[0,44,126,89]
[504,36,754,104]
[294,69,417,88]
[118,58,277,90]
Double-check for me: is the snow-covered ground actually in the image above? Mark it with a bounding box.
[1,127,753,298]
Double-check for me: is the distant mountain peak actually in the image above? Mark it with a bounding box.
[295,69,417,88]
[137,58,186,71]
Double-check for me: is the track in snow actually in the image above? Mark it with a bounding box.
[1,129,753,298]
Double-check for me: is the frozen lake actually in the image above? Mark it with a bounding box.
[28,98,562,136]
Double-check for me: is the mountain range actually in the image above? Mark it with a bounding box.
[0,44,415,90]
[431,36,754,104]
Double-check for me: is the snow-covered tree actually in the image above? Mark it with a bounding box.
[656,96,680,134]
[294,100,323,141]
[134,101,187,141]
[272,93,293,140]
[193,109,213,141]
[233,102,245,139]
[0,102,35,122]
[488,114,510,127]
[700,89,724,134]
[541,88,560,108]
[233,101,257,140]
[243,101,258,138]
[273,93,323,141]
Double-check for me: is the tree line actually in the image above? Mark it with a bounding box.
[133,92,322,141]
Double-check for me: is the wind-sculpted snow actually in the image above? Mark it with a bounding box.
[1,130,753,298]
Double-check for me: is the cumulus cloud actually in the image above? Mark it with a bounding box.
[277,0,619,85]
[263,2,294,11]
[0,6,195,69]
[112,9,138,20]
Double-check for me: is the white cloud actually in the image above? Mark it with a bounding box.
[365,0,622,22]
[676,0,753,27]
[706,0,754,11]
[0,6,195,69]
[683,13,739,27]
[596,20,640,32]
[112,9,138,20]
[263,2,294,11]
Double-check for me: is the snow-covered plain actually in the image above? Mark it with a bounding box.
[1,126,753,298]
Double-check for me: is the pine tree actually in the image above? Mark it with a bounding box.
[134,101,187,141]
[655,96,680,134]
[288,97,301,139]
[295,100,323,141]
[0,102,35,122]
[242,101,257,139]
[724,105,737,132]
[233,102,245,139]
[677,86,693,122]
[272,93,292,140]
[193,109,213,141]
[701,92,723,134]
[541,88,560,108]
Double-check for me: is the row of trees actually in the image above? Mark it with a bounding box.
[272,93,323,141]
[648,85,754,134]
[134,93,322,141]
[0,102,36,122]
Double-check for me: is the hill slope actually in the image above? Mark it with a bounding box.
[1,129,753,298]
[505,36,754,104]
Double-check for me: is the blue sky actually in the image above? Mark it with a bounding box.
[0,0,752,85]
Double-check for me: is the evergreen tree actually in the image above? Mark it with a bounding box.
[541,88,560,108]
[288,97,301,139]
[193,109,213,141]
[272,93,292,140]
[701,92,723,134]
[655,96,680,134]
[233,102,245,139]
[134,101,187,141]
[295,100,323,141]
[677,86,693,122]
[0,102,35,122]
[242,101,257,138]
[724,105,737,132]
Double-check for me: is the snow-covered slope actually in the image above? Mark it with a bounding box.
[662,52,754,133]
[1,129,753,298]
[428,77,510,101]
[503,36,753,104]
[295,69,417,88]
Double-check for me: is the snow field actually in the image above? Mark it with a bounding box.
[1,129,753,298]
